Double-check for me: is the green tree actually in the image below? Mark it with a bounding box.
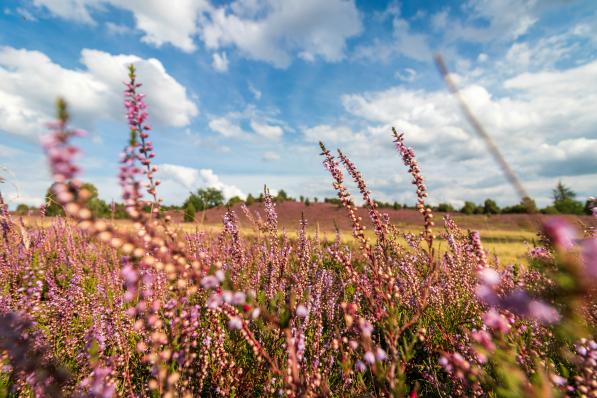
[503,196,537,214]
[305,198,311,207]
[324,197,342,207]
[112,203,130,219]
[245,194,255,206]
[15,204,29,216]
[227,196,243,206]
[275,189,289,202]
[437,203,454,212]
[585,199,596,216]
[45,183,64,216]
[183,201,196,222]
[460,201,478,215]
[483,199,500,214]
[552,182,584,214]
[392,201,401,210]
[183,188,225,211]
[83,183,110,218]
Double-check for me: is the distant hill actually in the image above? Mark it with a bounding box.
[168,201,596,233]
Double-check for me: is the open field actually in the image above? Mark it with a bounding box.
[20,203,595,265]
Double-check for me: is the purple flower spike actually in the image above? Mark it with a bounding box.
[543,218,577,250]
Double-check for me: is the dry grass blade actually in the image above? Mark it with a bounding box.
[434,54,530,204]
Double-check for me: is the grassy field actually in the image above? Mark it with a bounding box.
[21,210,544,265]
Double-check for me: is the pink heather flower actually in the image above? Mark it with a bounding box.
[231,292,246,305]
[529,247,550,260]
[550,374,567,386]
[207,292,223,309]
[201,275,220,289]
[483,309,511,334]
[577,346,587,356]
[251,308,261,319]
[528,300,561,324]
[375,347,387,361]
[121,265,138,284]
[543,218,577,250]
[363,351,375,365]
[222,291,233,303]
[472,330,495,351]
[478,268,500,287]
[360,320,374,337]
[475,284,499,306]
[355,360,366,372]
[581,238,597,280]
[296,304,308,318]
[215,270,226,282]
[228,317,243,330]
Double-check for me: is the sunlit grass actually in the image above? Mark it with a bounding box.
[21,216,537,266]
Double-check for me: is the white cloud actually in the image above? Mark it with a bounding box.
[33,0,361,66]
[342,59,597,146]
[354,0,548,64]
[303,124,360,144]
[15,7,37,21]
[395,68,417,82]
[262,151,280,161]
[0,46,198,137]
[199,0,362,67]
[158,163,245,199]
[391,17,431,62]
[33,0,210,52]
[353,14,430,63]
[303,59,597,204]
[445,0,539,44]
[248,83,262,100]
[209,105,285,140]
[208,117,249,138]
[212,52,229,72]
[105,21,133,35]
[250,119,283,138]
[32,0,100,24]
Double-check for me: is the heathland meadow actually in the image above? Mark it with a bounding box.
[0,64,596,397]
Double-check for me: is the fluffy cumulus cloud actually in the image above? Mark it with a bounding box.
[32,0,362,68]
[199,0,362,68]
[208,116,249,138]
[208,105,285,139]
[0,47,198,137]
[250,120,282,138]
[355,0,549,64]
[158,163,244,199]
[33,0,210,52]
[303,58,597,205]
[339,59,597,158]
[212,52,229,72]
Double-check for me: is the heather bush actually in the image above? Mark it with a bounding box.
[0,66,595,397]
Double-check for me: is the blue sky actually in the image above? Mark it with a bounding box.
[0,0,596,209]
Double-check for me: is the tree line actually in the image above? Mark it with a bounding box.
[12,181,593,219]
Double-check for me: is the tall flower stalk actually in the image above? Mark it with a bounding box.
[124,64,161,217]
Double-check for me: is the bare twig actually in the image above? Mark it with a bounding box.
[434,54,530,203]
